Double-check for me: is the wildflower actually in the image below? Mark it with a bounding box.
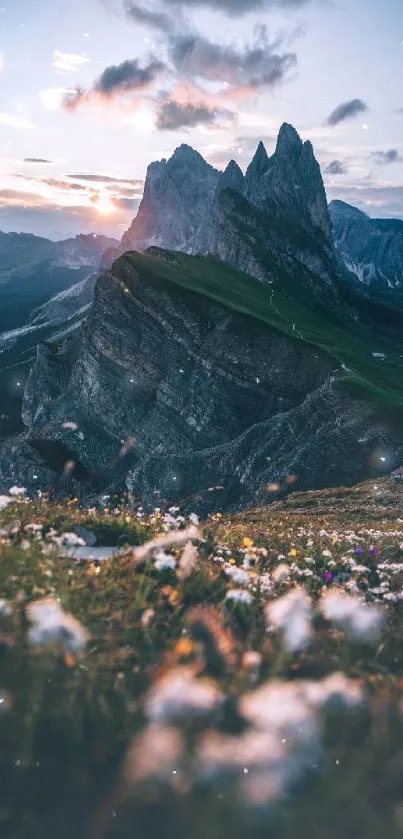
[0,599,12,617]
[226,590,253,604]
[0,496,12,512]
[26,598,88,651]
[272,564,290,585]
[8,486,27,497]
[354,546,364,555]
[145,667,223,724]
[322,549,332,558]
[369,546,378,556]
[188,513,199,526]
[225,566,249,586]
[177,541,199,580]
[289,548,297,557]
[320,591,382,641]
[154,553,176,572]
[124,724,184,786]
[242,537,254,549]
[324,571,333,582]
[131,525,199,563]
[265,588,312,652]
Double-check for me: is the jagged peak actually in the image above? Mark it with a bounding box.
[245,141,269,180]
[170,143,209,167]
[274,122,303,156]
[224,159,243,176]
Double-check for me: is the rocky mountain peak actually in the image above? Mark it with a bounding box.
[217,159,244,194]
[245,140,269,181]
[274,122,303,157]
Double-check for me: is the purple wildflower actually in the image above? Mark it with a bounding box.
[324,571,333,582]
[369,546,378,556]
[354,546,364,555]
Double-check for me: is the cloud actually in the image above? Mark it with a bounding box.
[169,26,297,93]
[0,113,36,129]
[326,98,368,127]
[94,57,165,96]
[125,2,173,31]
[156,99,229,130]
[24,158,52,164]
[162,0,312,13]
[324,159,347,175]
[66,173,143,187]
[52,50,91,73]
[371,149,402,165]
[63,57,165,110]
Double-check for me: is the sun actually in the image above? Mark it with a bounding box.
[94,193,117,216]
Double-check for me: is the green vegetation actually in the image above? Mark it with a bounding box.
[2,486,403,838]
[120,249,403,410]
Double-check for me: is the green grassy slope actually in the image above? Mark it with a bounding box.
[118,250,403,410]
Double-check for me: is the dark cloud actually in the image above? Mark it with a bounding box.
[67,173,143,187]
[169,26,296,91]
[324,159,347,175]
[326,98,368,126]
[23,158,52,164]
[162,0,312,13]
[63,58,165,110]
[371,149,402,165]
[94,57,165,96]
[156,99,227,130]
[125,2,173,31]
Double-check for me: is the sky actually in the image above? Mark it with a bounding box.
[0,0,402,240]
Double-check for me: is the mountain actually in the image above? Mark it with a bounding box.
[1,123,403,509]
[0,231,118,335]
[0,239,117,441]
[1,246,403,510]
[120,125,337,298]
[330,200,403,307]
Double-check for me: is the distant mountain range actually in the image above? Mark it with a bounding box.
[0,125,402,510]
[329,200,403,307]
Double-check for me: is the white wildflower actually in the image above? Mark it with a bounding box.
[177,541,199,580]
[62,421,78,431]
[322,549,332,558]
[132,526,199,563]
[320,591,383,641]
[226,589,253,604]
[265,587,313,652]
[188,513,199,526]
[145,667,223,724]
[224,566,250,586]
[0,496,12,512]
[272,564,290,585]
[26,598,88,651]
[9,486,27,497]
[154,553,176,572]
[0,599,12,617]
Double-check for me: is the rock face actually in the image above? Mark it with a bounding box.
[1,250,402,512]
[120,145,219,254]
[120,124,338,297]
[330,200,403,306]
